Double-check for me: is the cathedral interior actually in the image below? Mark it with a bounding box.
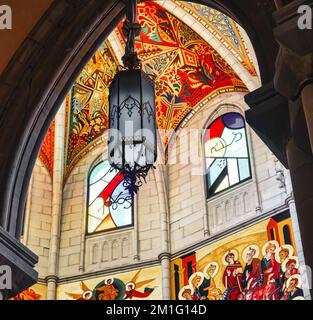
[0,0,313,301]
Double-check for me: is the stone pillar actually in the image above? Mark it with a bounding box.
[285,193,311,299]
[159,253,171,300]
[286,138,313,295]
[46,102,66,300]
[273,2,313,296]
[133,193,140,262]
[154,165,171,300]
[302,83,313,152]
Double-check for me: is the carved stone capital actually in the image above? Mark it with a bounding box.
[158,252,171,262]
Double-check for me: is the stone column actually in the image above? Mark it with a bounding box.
[154,165,171,300]
[285,193,311,299]
[158,252,171,300]
[273,2,313,296]
[46,102,66,300]
[302,83,313,152]
[286,138,313,296]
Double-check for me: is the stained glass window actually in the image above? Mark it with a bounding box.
[87,160,133,234]
[204,112,251,197]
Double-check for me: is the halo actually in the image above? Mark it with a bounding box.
[82,290,93,300]
[104,277,114,285]
[262,240,279,256]
[282,256,299,273]
[178,285,195,300]
[242,245,260,262]
[275,244,294,263]
[204,262,219,278]
[125,282,136,291]
[286,274,302,289]
[292,296,305,301]
[188,272,205,288]
[222,249,239,266]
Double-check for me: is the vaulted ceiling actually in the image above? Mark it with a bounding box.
[38,0,259,180]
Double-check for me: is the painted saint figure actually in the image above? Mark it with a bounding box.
[124,270,156,300]
[221,250,243,300]
[241,246,262,295]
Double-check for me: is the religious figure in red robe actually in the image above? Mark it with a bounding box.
[221,251,243,300]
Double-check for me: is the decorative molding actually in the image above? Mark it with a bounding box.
[52,259,161,285]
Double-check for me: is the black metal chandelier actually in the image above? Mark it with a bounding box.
[108,0,157,195]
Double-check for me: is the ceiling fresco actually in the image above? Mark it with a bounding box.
[38,1,253,180]
[64,41,118,179]
[174,1,257,76]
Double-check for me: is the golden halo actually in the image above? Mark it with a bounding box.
[275,244,294,263]
[204,262,219,278]
[82,290,93,300]
[282,256,299,273]
[188,272,205,288]
[286,274,302,289]
[242,245,260,262]
[125,282,136,291]
[222,249,239,266]
[104,277,114,285]
[261,240,279,256]
[178,285,195,300]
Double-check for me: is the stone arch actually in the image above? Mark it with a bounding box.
[0,0,280,295]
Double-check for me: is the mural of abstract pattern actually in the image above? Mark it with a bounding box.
[87,160,133,234]
[39,120,55,176]
[60,1,249,178]
[176,1,257,76]
[116,1,247,155]
[171,211,304,301]
[59,267,162,300]
[204,112,251,197]
[65,41,118,175]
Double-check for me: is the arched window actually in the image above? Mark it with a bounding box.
[87,160,133,234]
[204,112,251,197]
[283,224,292,245]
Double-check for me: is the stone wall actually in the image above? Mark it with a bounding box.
[22,159,52,278]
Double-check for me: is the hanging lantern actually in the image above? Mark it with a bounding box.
[108,0,157,194]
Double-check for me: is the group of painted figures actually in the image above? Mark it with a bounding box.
[66,269,156,300]
[179,241,304,300]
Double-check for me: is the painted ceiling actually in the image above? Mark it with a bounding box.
[175,1,256,76]
[38,0,254,180]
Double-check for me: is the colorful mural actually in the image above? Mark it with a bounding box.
[11,284,46,300]
[117,1,247,156]
[56,1,249,179]
[39,120,55,177]
[64,41,118,178]
[171,211,304,300]
[175,1,257,76]
[58,267,162,300]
